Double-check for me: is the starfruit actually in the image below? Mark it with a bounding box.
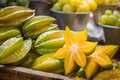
[53,27,98,75]
[11,51,40,66]
[93,69,120,80]
[32,53,64,74]
[35,30,65,55]
[0,37,32,64]
[0,6,35,27]
[84,45,118,79]
[92,45,118,69]
[0,27,21,44]
[23,16,58,39]
[85,57,99,79]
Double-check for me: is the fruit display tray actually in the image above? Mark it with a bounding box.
[0,65,72,80]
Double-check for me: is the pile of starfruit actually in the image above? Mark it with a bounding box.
[0,6,120,80]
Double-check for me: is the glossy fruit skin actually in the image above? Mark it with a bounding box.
[0,6,35,27]
[93,69,120,80]
[99,15,109,24]
[35,30,65,55]
[52,2,62,11]
[100,10,120,27]
[32,53,64,74]
[0,38,32,64]
[0,27,21,44]
[52,0,98,12]
[23,16,57,39]
[0,37,23,60]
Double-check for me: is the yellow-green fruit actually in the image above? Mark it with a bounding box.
[24,24,59,39]
[35,30,65,55]
[93,70,120,80]
[0,37,23,60]
[0,6,35,27]
[94,53,113,69]
[76,1,90,12]
[23,16,57,39]
[98,45,118,58]
[16,52,40,68]
[62,4,74,12]
[0,27,21,44]
[86,0,98,11]
[32,53,64,73]
[0,39,32,64]
[85,57,99,79]
[52,2,62,11]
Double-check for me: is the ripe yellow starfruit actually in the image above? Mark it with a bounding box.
[53,26,98,75]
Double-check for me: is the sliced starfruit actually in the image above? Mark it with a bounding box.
[96,45,118,58]
[91,45,118,69]
[32,53,64,74]
[23,16,56,39]
[0,6,35,27]
[53,26,98,75]
[35,30,65,55]
[85,57,99,79]
[93,69,120,80]
[24,24,59,39]
[0,27,21,44]
[0,39,32,64]
[0,37,23,60]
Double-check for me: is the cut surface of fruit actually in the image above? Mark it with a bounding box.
[93,70,120,80]
[85,57,99,79]
[91,45,118,69]
[52,26,98,75]
[0,39,32,64]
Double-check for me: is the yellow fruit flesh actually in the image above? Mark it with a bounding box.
[85,57,99,79]
[53,26,98,75]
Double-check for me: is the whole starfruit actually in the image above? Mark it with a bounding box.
[0,27,21,44]
[32,53,64,74]
[0,37,32,64]
[23,16,59,39]
[35,30,65,55]
[0,6,35,27]
[93,69,120,80]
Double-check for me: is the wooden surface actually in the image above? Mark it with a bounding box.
[0,65,73,80]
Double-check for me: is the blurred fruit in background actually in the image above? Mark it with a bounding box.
[99,10,120,27]
[0,0,30,8]
[51,0,98,12]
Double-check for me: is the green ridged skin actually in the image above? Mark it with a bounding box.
[0,39,32,64]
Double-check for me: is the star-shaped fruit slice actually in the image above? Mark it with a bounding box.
[53,26,98,75]
[85,45,118,79]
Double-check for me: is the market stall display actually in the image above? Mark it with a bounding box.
[0,0,120,80]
